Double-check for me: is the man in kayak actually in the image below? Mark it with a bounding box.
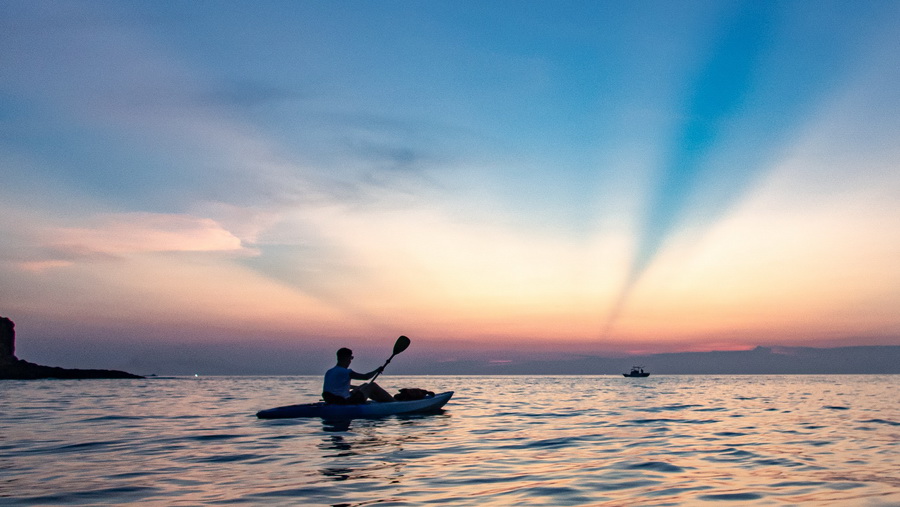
[322,347,395,404]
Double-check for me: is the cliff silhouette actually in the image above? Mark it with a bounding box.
[0,316,143,380]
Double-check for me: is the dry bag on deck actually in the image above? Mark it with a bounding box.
[394,388,435,401]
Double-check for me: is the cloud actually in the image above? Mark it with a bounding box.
[17,260,74,273]
[57,212,247,253]
[20,212,252,271]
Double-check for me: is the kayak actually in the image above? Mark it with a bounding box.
[256,391,454,419]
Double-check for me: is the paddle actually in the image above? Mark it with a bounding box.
[370,335,410,382]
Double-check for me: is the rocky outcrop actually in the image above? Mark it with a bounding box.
[0,316,143,380]
[0,317,15,366]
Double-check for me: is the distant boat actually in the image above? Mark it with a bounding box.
[623,366,649,377]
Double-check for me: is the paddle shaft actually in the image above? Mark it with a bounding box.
[369,354,394,383]
[369,335,410,383]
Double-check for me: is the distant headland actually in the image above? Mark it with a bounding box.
[0,316,143,380]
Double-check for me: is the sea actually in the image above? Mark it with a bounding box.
[1,375,898,506]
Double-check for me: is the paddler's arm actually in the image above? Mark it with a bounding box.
[350,366,384,381]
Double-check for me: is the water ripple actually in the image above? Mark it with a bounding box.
[860,418,899,426]
[699,492,764,500]
[619,461,686,473]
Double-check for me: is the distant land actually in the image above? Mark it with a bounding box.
[429,345,900,376]
[113,341,899,376]
[1,316,143,380]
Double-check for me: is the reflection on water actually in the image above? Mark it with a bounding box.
[318,413,453,488]
[322,419,353,433]
[0,375,897,506]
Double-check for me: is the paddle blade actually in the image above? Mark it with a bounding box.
[393,335,411,355]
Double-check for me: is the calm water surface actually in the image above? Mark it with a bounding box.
[1,375,898,506]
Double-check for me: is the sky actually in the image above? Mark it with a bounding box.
[1,1,899,374]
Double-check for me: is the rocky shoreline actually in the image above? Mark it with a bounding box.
[0,316,143,380]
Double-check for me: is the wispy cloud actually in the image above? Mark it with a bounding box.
[16,213,252,273]
[51,213,247,254]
